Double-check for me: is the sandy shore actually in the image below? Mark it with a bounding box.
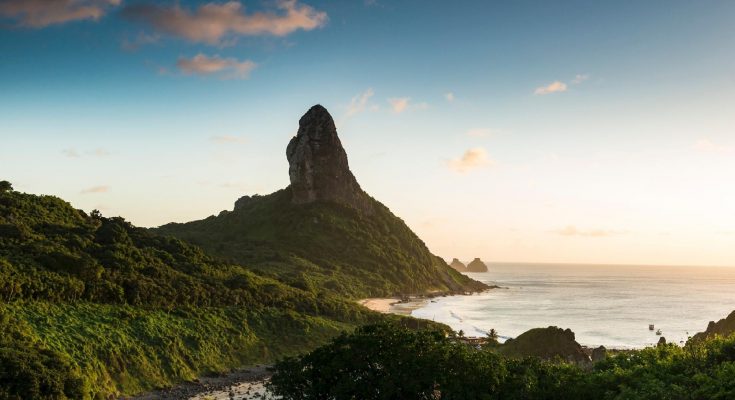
[358,297,430,316]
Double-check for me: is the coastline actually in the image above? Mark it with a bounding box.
[358,296,435,316]
[126,365,272,400]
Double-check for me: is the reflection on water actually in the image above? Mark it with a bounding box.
[411,263,735,348]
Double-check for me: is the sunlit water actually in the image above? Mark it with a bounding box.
[411,263,735,348]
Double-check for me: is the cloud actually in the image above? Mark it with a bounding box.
[121,32,161,51]
[534,81,568,95]
[80,185,109,194]
[62,148,110,158]
[447,147,492,173]
[572,74,589,84]
[177,54,257,79]
[344,88,375,119]
[123,0,328,45]
[445,92,455,102]
[465,128,496,138]
[553,225,624,238]
[693,139,732,154]
[0,0,120,28]
[388,97,410,113]
[210,135,247,144]
[62,149,81,158]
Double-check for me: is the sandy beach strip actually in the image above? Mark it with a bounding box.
[358,297,401,313]
[358,297,430,316]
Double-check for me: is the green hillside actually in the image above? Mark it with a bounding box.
[154,188,486,299]
[0,186,377,399]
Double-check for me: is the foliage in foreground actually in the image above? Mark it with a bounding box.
[0,187,378,399]
[270,322,735,400]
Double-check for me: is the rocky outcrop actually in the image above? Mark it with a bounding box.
[286,105,373,214]
[449,258,467,272]
[591,346,607,363]
[466,258,488,273]
[501,327,590,364]
[691,310,735,342]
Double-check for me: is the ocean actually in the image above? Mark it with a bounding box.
[410,263,735,348]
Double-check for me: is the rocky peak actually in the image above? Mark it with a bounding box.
[286,105,373,214]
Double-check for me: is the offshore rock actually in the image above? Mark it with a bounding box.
[450,258,467,272]
[466,258,489,272]
[286,105,373,214]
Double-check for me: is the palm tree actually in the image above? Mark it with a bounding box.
[487,329,499,342]
[458,329,465,338]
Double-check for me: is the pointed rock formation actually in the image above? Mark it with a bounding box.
[450,258,467,272]
[466,258,488,272]
[286,105,373,214]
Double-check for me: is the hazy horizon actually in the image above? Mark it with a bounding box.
[2,0,734,266]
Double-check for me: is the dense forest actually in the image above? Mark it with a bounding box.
[0,183,388,398]
[270,321,735,400]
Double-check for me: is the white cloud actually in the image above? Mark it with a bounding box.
[210,135,247,144]
[344,88,375,119]
[534,81,568,95]
[177,54,257,79]
[572,74,590,84]
[553,225,625,237]
[445,92,455,102]
[465,128,495,138]
[80,185,109,194]
[0,0,121,28]
[63,148,110,158]
[388,97,410,113]
[123,0,328,45]
[693,139,732,154]
[447,147,492,173]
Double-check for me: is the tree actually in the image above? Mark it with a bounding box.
[0,180,12,193]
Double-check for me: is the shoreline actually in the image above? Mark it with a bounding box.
[126,365,272,400]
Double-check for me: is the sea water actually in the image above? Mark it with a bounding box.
[411,263,735,348]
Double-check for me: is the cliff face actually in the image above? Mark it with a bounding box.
[691,310,735,342]
[286,105,373,214]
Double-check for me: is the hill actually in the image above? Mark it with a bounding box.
[0,186,378,398]
[154,105,486,299]
[691,310,735,342]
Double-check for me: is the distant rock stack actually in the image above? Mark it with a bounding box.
[466,258,488,272]
[286,105,374,214]
[449,258,467,272]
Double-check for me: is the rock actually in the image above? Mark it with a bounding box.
[691,310,735,342]
[286,105,373,214]
[500,326,590,364]
[449,258,467,272]
[591,346,607,362]
[657,336,667,346]
[466,258,488,272]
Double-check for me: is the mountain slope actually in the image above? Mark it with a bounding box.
[0,187,373,398]
[155,105,486,298]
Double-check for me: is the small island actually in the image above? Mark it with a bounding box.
[466,258,489,273]
[449,258,467,272]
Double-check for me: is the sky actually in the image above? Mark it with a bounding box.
[1,0,734,267]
